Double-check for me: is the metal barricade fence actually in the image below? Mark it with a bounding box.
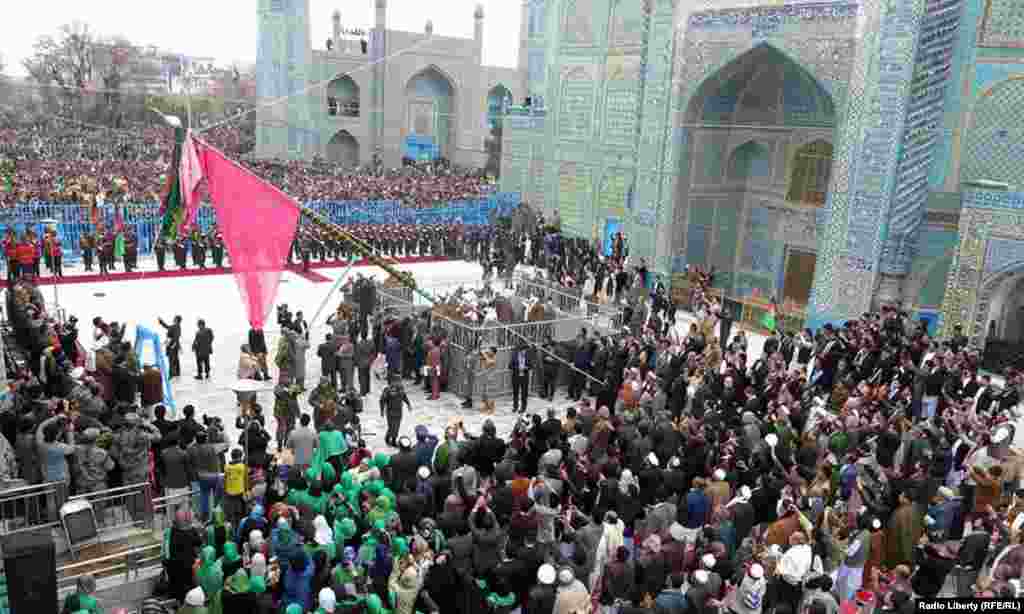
[0,480,66,536]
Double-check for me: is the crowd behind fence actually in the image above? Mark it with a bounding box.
[0,192,521,261]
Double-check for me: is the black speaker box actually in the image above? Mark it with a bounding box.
[2,530,57,614]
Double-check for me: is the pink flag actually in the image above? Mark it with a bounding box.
[192,138,299,328]
[179,130,203,232]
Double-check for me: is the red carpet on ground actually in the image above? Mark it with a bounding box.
[0,255,452,288]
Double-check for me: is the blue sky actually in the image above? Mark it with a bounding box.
[1,0,521,76]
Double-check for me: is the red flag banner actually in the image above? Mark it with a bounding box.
[192,137,300,328]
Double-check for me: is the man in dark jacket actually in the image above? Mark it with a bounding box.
[317,334,338,388]
[192,319,214,380]
[509,343,533,414]
[380,376,411,447]
[354,336,376,396]
[158,315,183,378]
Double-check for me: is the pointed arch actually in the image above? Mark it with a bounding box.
[405,65,457,159]
[326,130,359,168]
[684,43,835,126]
[728,141,771,182]
[327,74,360,117]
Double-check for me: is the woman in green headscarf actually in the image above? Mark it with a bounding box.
[367,495,398,530]
[195,545,224,614]
[220,542,243,578]
[285,604,304,614]
[334,516,358,553]
[206,506,233,558]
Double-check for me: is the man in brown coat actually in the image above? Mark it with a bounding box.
[141,365,164,411]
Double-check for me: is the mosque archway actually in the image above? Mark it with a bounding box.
[327,75,360,117]
[326,130,359,168]
[674,43,836,305]
[978,267,1024,373]
[404,66,456,160]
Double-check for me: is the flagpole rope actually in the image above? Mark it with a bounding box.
[194,34,442,136]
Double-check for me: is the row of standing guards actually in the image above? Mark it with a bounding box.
[0,193,522,265]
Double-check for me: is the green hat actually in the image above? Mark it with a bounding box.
[223,542,241,564]
[373,452,390,468]
[392,536,409,557]
[336,517,357,541]
[227,568,249,593]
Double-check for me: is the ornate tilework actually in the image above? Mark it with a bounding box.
[984,237,1024,274]
[939,190,1024,344]
[963,79,1024,186]
[980,0,1024,48]
[687,4,860,31]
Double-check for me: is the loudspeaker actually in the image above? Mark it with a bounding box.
[2,530,57,614]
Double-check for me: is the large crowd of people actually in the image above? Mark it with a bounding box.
[0,118,491,207]
[3,204,1024,614]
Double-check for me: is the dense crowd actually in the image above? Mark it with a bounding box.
[5,215,1024,614]
[0,119,491,207]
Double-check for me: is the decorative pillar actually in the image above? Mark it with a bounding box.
[474,4,485,66]
[371,0,388,159]
[332,9,341,51]
[807,0,941,328]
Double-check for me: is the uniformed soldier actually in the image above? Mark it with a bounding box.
[174,238,187,269]
[154,237,167,271]
[111,413,162,519]
[210,230,225,268]
[379,376,411,447]
[73,427,115,493]
[79,231,95,272]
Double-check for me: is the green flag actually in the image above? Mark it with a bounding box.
[761,302,777,331]
[158,126,186,240]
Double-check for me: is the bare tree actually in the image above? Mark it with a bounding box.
[22,21,97,119]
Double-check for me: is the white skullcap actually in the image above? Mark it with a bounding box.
[669,456,682,468]
[318,587,337,613]
[670,522,686,542]
[739,485,752,499]
[694,570,709,585]
[749,563,764,579]
[418,466,431,480]
[714,469,726,481]
[765,433,779,447]
[871,518,882,530]
[646,452,659,466]
[994,427,1010,444]
[702,554,717,568]
[186,587,206,606]
[537,564,556,585]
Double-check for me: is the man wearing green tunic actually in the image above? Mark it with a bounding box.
[196,545,224,614]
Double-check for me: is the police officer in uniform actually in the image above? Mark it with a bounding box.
[74,427,115,493]
[379,376,411,447]
[111,413,162,519]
